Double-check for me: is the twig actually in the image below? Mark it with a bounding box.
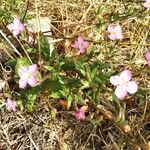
[15,37,32,63]
[28,133,39,150]
[22,0,30,22]
[0,30,22,57]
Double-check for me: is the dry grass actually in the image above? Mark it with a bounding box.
[0,0,150,149]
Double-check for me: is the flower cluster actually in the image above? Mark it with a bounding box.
[110,70,138,99]
[18,64,38,89]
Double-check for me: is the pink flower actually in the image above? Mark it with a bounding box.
[6,98,17,112]
[75,106,88,120]
[107,25,124,40]
[110,70,138,99]
[143,0,150,8]
[18,64,38,89]
[72,36,89,54]
[145,51,150,66]
[7,17,25,36]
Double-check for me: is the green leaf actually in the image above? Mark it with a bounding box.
[67,94,72,109]
[26,92,37,112]
[43,65,54,71]
[80,80,90,89]
[39,34,50,60]
[74,60,86,76]
[15,57,31,74]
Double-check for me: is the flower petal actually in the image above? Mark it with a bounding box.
[80,47,86,54]
[78,36,84,44]
[7,23,14,31]
[120,70,132,82]
[110,75,120,86]
[83,41,89,49]
[143,1,150,8]
[126,81,138,94]
[115,86,128,99]
[19,79,28,89]
[18,66,28,77]
[28,64,38,74]
[116,33,124,40]
[108,34,116,40]
[145,51,150,61]
[107,25,115,33]
[115,25,122,33]
[6,98,17,112]
[13,30,20,36]
[13,18,22,25]
[28,76,37,87]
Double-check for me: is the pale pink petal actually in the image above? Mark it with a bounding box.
[83,41,89,49]
[148,60,150,66]
[115,86,128,99]
[12,30,20,36]
[18,66,28,78]
[13,18,22,25]
[7,23,14,31]
[110,75,120,86]
[116,33,124,40]
[120,70,132,82]
[6,98,17,112]
[107,26,115,33]
[19,24,25,32]
[126,81,138,94]
[19,79,28,89]
[108,34,116,40]
[28,64,38,74]
[145,51,150,60]
[6,98,12,111]
[144,0,150,8]
[80,47,86,54]
[28,76,37,87]
[78,36,84,44]
[115,25,122,33]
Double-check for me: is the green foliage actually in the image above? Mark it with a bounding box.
[39,34,51,60]
[18,85,40,112]
[17,47,111,111]
[15,57,31,74]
